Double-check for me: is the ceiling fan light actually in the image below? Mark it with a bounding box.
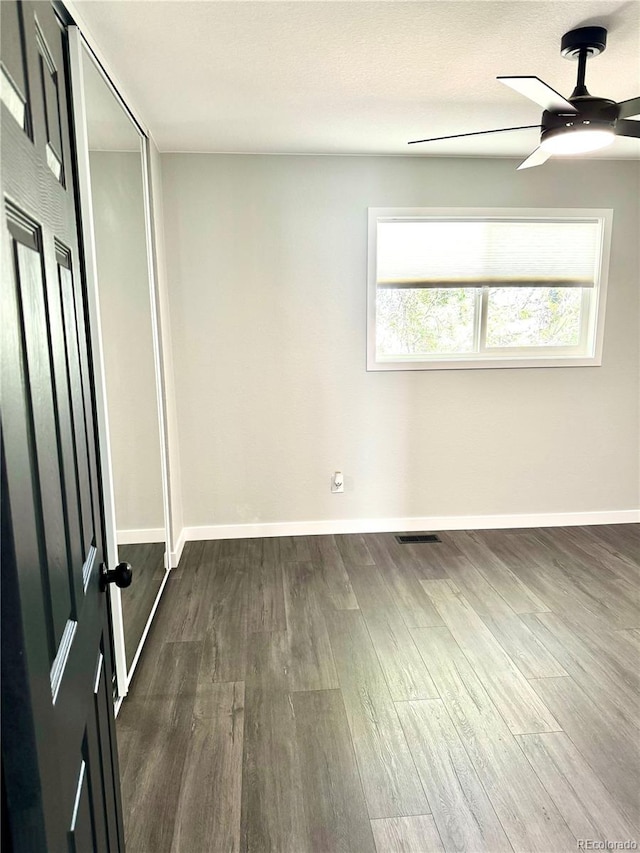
[541,125,615,154]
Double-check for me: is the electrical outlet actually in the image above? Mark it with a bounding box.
[331,471,344,493]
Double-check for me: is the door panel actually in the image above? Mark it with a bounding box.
[57,246,95,570]
[9,214,74,655]
[69,758,93,853]
[0,0,31,135]
[35,17,65,183]
[1,2,125,849]
[94,644,122,850]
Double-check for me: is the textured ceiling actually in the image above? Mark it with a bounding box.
[72,0,640,159]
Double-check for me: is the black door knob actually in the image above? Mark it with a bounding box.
[100,562,133,591]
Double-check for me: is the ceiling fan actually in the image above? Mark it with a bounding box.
[409,26,640,169]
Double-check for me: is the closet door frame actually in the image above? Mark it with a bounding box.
[68,24,173,704]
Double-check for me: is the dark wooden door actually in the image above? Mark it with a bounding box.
[1,1,125,850]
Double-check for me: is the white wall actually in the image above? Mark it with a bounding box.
[161,154,639,532]
[90,150,165,534]
[149,139,185,557]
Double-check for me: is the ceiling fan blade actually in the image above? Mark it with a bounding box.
[408,124,540,145]
[498,76,578,113]
[517,146,552,171]
[616,119,640,139]
[617,96,640,120]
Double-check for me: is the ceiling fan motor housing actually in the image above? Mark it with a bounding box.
[541,97,618,145]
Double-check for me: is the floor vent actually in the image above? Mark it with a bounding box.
[395,533,441,544]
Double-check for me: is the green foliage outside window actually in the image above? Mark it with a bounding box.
[376,288,475,356]
[486,286,582,348]
[376,286,583,358]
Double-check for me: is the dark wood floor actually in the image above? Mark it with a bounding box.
[118,541,166,669]
[117,525,640,852]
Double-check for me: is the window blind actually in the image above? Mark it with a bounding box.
[376,219,600,289]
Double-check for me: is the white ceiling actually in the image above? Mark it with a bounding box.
[73,0,640,159]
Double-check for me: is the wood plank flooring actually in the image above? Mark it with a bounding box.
[118,541,165,668]
[117,525,640,852]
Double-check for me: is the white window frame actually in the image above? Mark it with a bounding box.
[367,207,613,371]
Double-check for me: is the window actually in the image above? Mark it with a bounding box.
[367,208,612,371]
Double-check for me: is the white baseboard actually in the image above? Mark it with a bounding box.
[117,527,166,545]
[182,509,639,542]
[169,529,186,568]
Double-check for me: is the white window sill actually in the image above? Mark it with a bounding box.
[367,354,602,371]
